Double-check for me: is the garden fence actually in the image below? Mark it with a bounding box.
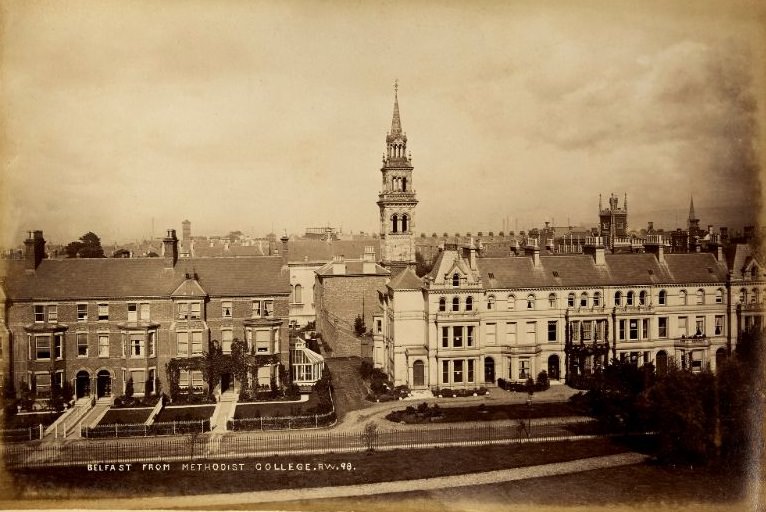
[1,426,45,443]
[81,419,211,439]
[1,419,630,468]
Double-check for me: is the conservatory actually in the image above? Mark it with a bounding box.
[290,337,324,391]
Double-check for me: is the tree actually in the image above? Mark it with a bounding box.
[354,315,366,336]
[65,232,105,258]
[415,251,435,277]
[125,377,134,399]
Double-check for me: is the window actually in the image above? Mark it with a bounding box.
[582,321,592,341]
[252,300,261,317]
[593,292,601,307]
[658,290,667,306]
[483,324,493,345]
[98,334,109,357]
[177,332,188,357]
[147,331,156,357]
[453,360,464,383]
[519,359,530,380]
[487,295,495,310]
[45,305,57,323]
[467,326,475,346]
[614,291,622,306]
[35,373,51,398]
[438,297,446,312]
[35,336,50,360]
[626,291,635,306]
[507,295,516,310]
[130,335,144,357]
[255,329,272,353]
[34,305,45,323]
[294,284,303,304]
[376,319,382,333]
[98,303,109,321]
[177,303,189,320]
[222,301,233,318]
[442,327,448,348]
[506,322,517,343]
[715,289,723,304]
[526,294,535,310]
[442,361,449,384]
[696,289,704,305]
[77,304,88,322]
[190,302,201,320]
[191,371,204,390]
[679,290,687,306]
[567,293,575,308]
[222,330,233,354]
[191,331,203,355]
[580,292,588,308]
[618,320,626,340]
[678,316,688,337]
[629,319,638,340]
[695,317,704,336]
[715,316,724,336]
[54,334,63,359]
[128,303,138,322]
[525,322,536,343]
[77,332,88,357]
[140,303,150,321]
[452,273,460,287]
[641,319,649,339]
[467,360,474,383]
[639,291,647,306]
[453,327,463,348]
[465,296,473,311]
[548,293,557,308]
[548,321,557,342]
[179,370,190,390]
[452,297,460,312]
[751,288,759,304]
[658,317,668,338]
[264,300,274,317]
[739,289,746,304]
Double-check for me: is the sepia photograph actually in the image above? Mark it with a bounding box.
[0,1,764,510]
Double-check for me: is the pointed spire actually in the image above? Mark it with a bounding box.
[599,193,603,211]
[390,79,402,135]
[688,195,696,220]
[624,193,628,211]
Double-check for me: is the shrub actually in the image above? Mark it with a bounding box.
[536,370,550,391]
[360,360,374,379]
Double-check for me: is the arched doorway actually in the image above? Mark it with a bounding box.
[96,370,112,398]
[75,370,91,399]
[656,351,668,376]
[484,357,495,384]
[548,355,560,381]
[715,348,727,370]
[413,360,425,387]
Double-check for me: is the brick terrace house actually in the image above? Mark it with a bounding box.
[0,229,290,403]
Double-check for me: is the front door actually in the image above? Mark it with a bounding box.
[76,371,90,398]
[413,361,425,387]
[548,355,560,380]
[484,357,495,384]
[96,370,111,398]
[221,373,232,393]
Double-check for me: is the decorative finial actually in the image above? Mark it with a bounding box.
[394,79,398,96]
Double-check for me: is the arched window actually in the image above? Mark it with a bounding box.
[401,214,408,233]
[752,288,759,304]
[658,290,667,306]
[465,296,473,311]
[739,288,747,304]
[527,294,536,310]
[639,290,647,306]
[715,289,724,304]
[548,293,557,308]
[391,214,398,233]
[452,297,460,312]
[402,177,407,192]
[507,294,516,310]
[452,273,460,287]
[626,291,635,306]
[614,291,622,306]
[487,295,496,310]
[568,293,576,308]
[679,290,687,306]
[696,289,704,305]
[580,292,588,308]
[294,284,302,304]
[438,297,446,312]
[593,292,601,307]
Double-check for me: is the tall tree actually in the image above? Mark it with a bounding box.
[65,232,105,258]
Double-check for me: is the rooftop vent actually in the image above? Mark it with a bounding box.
[552,271,559,277]
[487,272,495,279]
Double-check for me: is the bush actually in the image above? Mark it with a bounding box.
[360,360,374,380]
[536,371,550,391]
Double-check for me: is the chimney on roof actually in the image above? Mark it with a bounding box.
[583,236,606,266]
[332,255,346,275]
[24,230,45,271]
[644,234,665,264]
[524,239,541,267]
[162,229,178,268]
[467,238,478,271]
[280,234,289,266]
[363,246,376,273]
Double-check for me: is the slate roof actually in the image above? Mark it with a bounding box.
[726,244,762,280]
[388,267,423,290]
[476,252,727,289]
[0,257,288,300]
[288,240,380,264]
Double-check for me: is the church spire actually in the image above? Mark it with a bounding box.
[385,79,408,161]
[688,195,697,221]
[390,79,402,135]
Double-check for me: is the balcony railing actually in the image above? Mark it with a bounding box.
[435,310,479,321]
[673,335,711,348]
[614,304,654,314]
[566,306,608,316]
[739,303,765,312]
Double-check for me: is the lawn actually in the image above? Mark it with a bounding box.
[154,405,215,423]
[2,411,59,430]
[98,408,153,426]
[5,438,634,500]
[386,401,585,424]
[234,391,326,419]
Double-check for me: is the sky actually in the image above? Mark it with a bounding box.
[1,0,764,247]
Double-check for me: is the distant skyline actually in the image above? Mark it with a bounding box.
[1,1,764,247]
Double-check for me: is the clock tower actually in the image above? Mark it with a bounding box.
[377,81,418,269]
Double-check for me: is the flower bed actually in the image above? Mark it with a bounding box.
[432,387,488,398]
[385,401,583,424]
[98,408,153,426]
[234,391,329,419]
[154,405,215,423]
[112,395,161,408]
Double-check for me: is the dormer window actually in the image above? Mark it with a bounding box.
[452,273,460,287]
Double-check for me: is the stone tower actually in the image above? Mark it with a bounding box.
[598,193,628,251]
[377,81,418,268]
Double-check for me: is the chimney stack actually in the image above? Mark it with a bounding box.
[280,234,289,266]
[162,229,178,268]
[583,236,606,265]
[24,230,45,271]
[644,234,665,264]
[363,246,376,273]
[524,239,541,267]
[332,255,346,275]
